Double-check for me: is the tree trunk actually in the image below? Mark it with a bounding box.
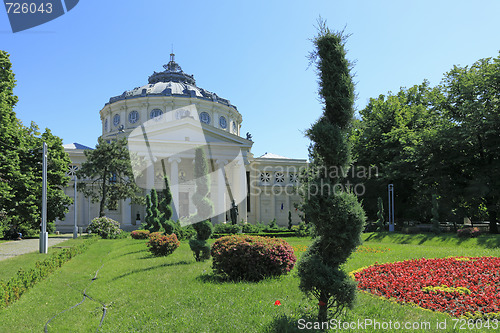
[487,203,499,234]
[99,169,108,217]
[318,292,328,323]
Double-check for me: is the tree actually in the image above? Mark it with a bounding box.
[0,50,21,213]
[0,51,71,236]
[297,23,366,322]
[159,175,176,234]
[189,148,214,261]
[352,81,444,222]
[438,55,500,233]
[143,176,176,233]
[77,137,143,217]
[143,193,153,231]
[431,194,440,234]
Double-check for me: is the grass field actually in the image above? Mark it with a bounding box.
[1,233,499,332]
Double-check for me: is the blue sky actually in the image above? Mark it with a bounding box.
[2,0,500,160]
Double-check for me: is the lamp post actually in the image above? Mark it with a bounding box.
[73,175,78,239]
[388,184,395,232]
[39,142,48,253]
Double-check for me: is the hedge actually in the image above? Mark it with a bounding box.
[0,237,98,309]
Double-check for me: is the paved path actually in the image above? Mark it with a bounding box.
[0,235,74,262]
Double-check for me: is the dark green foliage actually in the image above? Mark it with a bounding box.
[240,222,263,233]
[173,221,196,240]
[294,222,311,237]
[189,148,214,261]
[213,223,241,234]
[352,81,443,222]
[211,235,296,281]
[267,218,278,230]
[288,211,293,230]
[376,197,385,231]
[431,194,440,234]
[77,138,143,217]
[142,194,153,231]
[159,176,176,234]
[352,53,500,233]
[143,183,177,234]
[150,189,161,232]
[0,237,97,309]
[0,51,71,236]
[298,23,366,322]
[188,239,211,261]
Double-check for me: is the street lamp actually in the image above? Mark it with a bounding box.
[388,184,395,232]
[73,174,78,239]
[40,142,48,253]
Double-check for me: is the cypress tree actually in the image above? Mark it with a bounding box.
[297,22,366,321]
[159,175,176,234]
[189,148,214,261]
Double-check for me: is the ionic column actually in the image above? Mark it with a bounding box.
[147,163,155,191]
[232,161,247,223]
[216,159,228,223]
[121,198,132,227]
[168,157,181,221]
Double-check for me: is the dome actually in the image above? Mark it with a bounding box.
[107,53,237,110]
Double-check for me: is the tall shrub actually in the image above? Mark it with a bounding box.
[159,176,176,234]
[189,148,214,261]
[297,23,366,322]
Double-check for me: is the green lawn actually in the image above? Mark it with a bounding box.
[0,233,499,332]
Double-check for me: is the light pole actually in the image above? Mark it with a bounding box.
[388,184,395,232]
[39,142,48,253]
[73,175,78,239]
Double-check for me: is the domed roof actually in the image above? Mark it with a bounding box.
[107,53,237,110]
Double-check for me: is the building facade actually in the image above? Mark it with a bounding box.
[56,55,306,232]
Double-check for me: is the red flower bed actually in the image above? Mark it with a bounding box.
[353,257,500,318]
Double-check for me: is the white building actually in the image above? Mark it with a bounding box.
[56,55,306,232]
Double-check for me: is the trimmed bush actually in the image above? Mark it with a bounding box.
[88,216,122,239]
[457,227,481,238]
[213,223,241,235]
[211,235,296,281]
[131,230,150,239]
[240,222,263,233]
[147,232,180,257]
[173,221,196,240]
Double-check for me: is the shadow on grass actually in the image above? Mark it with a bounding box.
[197,271,287,285]
[263,314,323,333]
[112,260,191,281]
[476,235,500,248]
[112,249,147,259]
[364,232,470,246]
[365,231,500,249]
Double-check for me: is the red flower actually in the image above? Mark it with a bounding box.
[353,256,500,319]
[274,300,281,306]
[318,301,327,307]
